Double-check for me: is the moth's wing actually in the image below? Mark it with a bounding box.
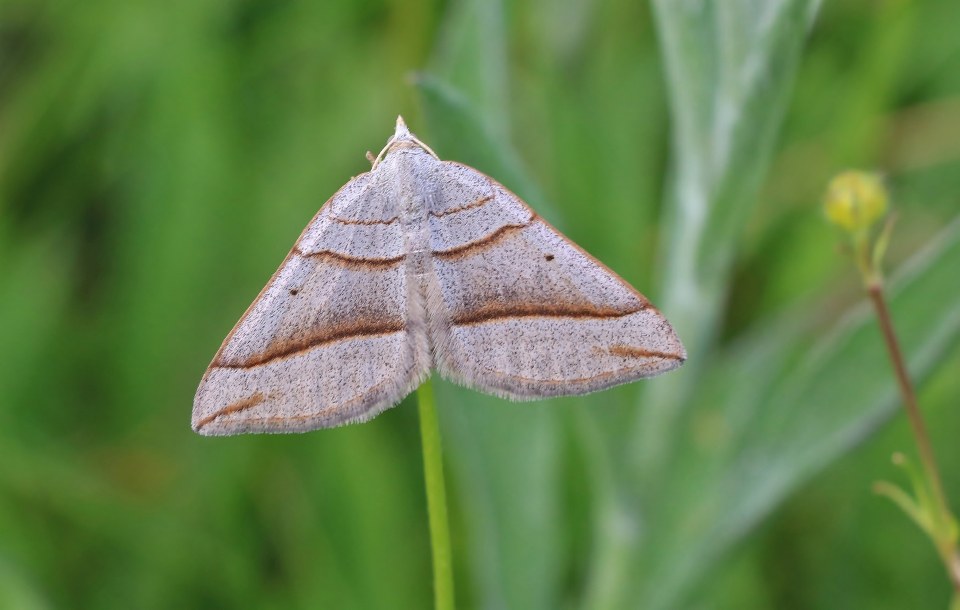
[427,162,685,400]
[193,172,429,435]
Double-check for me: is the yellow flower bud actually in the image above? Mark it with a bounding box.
[823,171,888,232]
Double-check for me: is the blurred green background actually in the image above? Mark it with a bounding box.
[2,0,959,608]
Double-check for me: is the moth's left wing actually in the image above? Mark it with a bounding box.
[193,173,429,435]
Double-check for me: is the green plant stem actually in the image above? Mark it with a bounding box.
[867,282,960,591]
[417,378,455,610]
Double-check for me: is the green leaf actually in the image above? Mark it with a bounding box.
[436,383,564,610]
[634,0,823,476]
[582,2,823,605]
[636,217,960,609]
[426,0,510,139]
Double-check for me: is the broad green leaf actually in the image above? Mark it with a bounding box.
[635,0,823,476]
[585,3,823,606]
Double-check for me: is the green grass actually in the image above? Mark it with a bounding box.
[1,0,959,608]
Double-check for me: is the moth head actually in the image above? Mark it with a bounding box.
[393,115,413,141]
[371,115,439,169]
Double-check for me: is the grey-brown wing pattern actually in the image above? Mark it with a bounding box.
[426,162,685,399]
[194,117,685,435]
[193,172,430,435]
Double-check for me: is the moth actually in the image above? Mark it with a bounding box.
[193,117,685,435]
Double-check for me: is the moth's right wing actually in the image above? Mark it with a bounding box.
[427,162,685,400]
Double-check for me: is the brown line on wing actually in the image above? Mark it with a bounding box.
[451,302,647,327]
[195,392,265,429]
[608,344,686,362]
[293,246,405,269]
[213,319,406,369]
[429,195,494,218]
[432,218,535,260]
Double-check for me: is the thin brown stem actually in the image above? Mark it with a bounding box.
[867,282,960,591]
[867,283,948,513]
